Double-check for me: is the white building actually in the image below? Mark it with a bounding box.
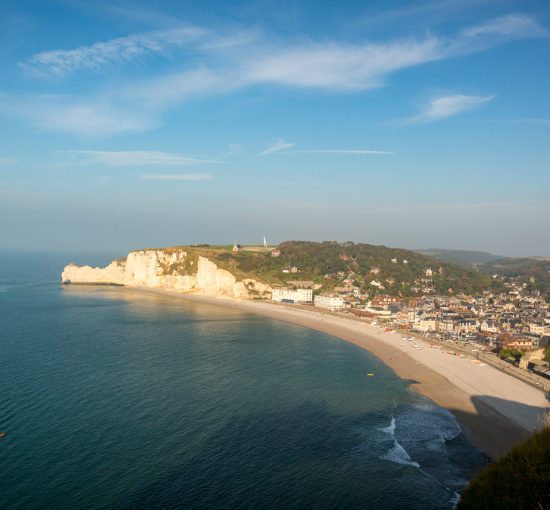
[314,295,345,310]
[272,288,313,304]
[417,317,437,332]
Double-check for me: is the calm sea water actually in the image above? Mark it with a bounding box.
[0,252,486,509]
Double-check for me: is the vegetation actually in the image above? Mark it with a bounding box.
[136,241,550,299]
[498,348,524,361]
[415,249,502,267]
[458,424,550,510]
[481,257,550,301]
[146,241,501,297]
[544,345,550,364]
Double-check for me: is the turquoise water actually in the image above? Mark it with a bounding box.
[0,253,486,509]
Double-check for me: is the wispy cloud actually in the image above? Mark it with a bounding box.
[7,14,547,137]
[0,95,157,137]
[245,38,443,91]
[257,139,294,156]
[451,14,549,55]
[300,149,393,155]
[460,13,548,40]
[357,0,497,28]
[20,26,207,77]
[140,173,213,181]
[61,150,219,165]
[408,94,494,123]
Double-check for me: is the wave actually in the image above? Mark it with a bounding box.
[406,399,462,444]
[449,492,461,508]
[380,439,420,468]
[378,416,396,436]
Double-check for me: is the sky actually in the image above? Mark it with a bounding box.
[0,0,549,256]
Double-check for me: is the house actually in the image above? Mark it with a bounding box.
[417,317,437,332]
[271,288,313,304]
[529,322,546,335]
[314,295,345,310]
[371,295,398,309]
[498,333,533,351]
[532,335,550,349]
[480,320,498,333]
[232,243,242,252]
[271,249,281,257]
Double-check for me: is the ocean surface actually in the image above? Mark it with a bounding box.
[0,252,487,509]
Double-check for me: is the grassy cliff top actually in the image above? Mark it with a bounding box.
[126,241,499,297]
[458,424,550,510]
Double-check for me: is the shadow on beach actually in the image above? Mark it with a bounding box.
[447,395,548,461]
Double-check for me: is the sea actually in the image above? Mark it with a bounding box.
[0,252,487,509]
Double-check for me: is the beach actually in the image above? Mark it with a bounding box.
[135,287,550,460]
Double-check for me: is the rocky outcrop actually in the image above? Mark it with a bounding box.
[61,249,271,300]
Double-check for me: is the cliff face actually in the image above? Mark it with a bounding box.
[61,249,271,300]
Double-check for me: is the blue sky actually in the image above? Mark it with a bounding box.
[1,0,549,256]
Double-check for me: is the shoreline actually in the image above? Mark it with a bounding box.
[70,284,550,460]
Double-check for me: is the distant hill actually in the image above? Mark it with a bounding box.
[481,257,550,299]
[415,249,503,267]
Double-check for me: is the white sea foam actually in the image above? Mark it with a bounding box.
[380,440,420,468]
[378,416,396,436]
[450,492,461,508]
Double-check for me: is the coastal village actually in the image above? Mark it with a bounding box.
[265,244,550,382]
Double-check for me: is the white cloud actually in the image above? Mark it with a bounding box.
[246,38,443,91]
[123,13,546,107]
[301,149,393,155]
[257,139,294,156]
[140,173,213,181]
[408,94,494,123]
[63,150,219,165]
[20,26,207,77]
[461,14,548,39]
[6,14,546,137]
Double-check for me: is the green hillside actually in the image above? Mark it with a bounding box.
[415,249,502,267]
[458,425,550,510]
[481,258,550,300]
[161,241,498,298]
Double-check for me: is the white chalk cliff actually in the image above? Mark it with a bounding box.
[61,249,272,300]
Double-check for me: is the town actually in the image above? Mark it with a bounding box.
[269,258,550,383]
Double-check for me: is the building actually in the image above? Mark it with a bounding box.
[314,295,345,310]
[498,333,533,351]
[271,288,313,304]
[232,242,242,252]
[371,295,398,309]
[417,317,437,332]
